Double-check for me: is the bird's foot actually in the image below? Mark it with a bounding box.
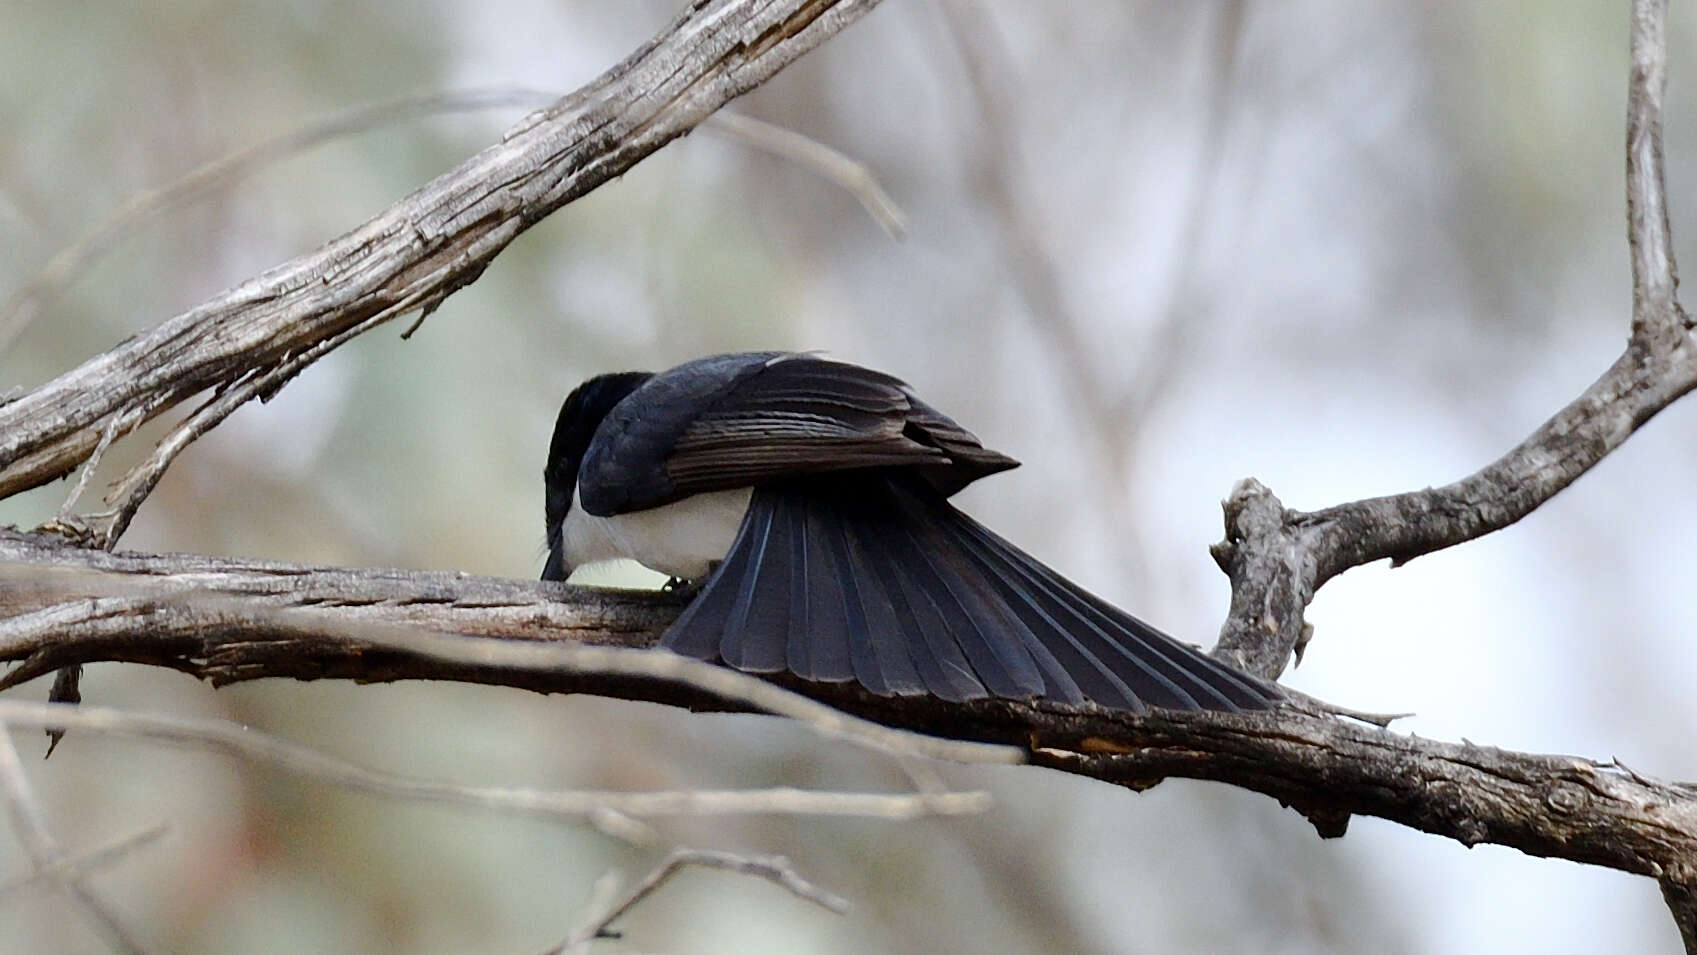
[662,561,719,600]
[663,576,703,599]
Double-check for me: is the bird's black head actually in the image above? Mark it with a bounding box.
[542,370,653,581]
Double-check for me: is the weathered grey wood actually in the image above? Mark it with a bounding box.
[0,0,885,511]
[1210,0,1697,688]
[3,0,1697,947]
[1,527,1694,889]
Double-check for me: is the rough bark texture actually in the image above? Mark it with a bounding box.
[2,528,1696,886]
[3,0,1697,949]
[0,0,887,518]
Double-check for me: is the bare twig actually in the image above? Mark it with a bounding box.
[54,411,125,521]
[934,3,1243,584]
[549,848,849,954]
[0,87,563,355]
[0,730,151,954]
[0,86,904,359]
[85,302,394,548]
[0,701,989,839]
[703,111,908,237]
[0,824,168,904]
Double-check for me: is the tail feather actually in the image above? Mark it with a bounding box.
[719,503,789,671]
[946,511,1263,710]
[853,519,988,702]
[884,505,1047,698]
[660,473,1282,712]
[787,496,854,682]
[825,507,925,695]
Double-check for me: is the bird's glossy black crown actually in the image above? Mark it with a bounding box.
[542,370,651,580]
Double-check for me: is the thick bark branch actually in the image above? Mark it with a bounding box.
[2,528,1695,888]
[0,0,886,516]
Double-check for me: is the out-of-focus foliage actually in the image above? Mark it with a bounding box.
[1,1,1694,952]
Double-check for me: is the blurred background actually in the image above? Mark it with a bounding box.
[2,1,1695,952]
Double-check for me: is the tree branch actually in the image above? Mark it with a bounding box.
[1,529,1694,893]
[0,728,151,953]
[1208,0,1697,689]
[1,0,1695,948]
[549,848,849,955]
[0,823,167,906]
[0,0,888,508]
[0,700,988,843]
[0,87,566,355]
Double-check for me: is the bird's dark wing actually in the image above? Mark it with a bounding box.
[577,353,1018,516]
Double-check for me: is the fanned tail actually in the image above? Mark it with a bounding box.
[661,473,1281,712]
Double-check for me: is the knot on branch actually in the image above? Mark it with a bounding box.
[1210,479,1313,680]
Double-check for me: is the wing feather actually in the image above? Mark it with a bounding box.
[577,353,1017,516]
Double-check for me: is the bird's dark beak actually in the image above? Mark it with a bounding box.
[541,546,569,583]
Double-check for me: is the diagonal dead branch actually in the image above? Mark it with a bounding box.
[0,0,890,504]
[0,84,902,363]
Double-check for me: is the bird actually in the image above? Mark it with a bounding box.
[541,351,1281,713]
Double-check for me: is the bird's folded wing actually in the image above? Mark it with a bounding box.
[578,353,1016,515]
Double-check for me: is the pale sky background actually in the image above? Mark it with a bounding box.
[3,2,1696,953]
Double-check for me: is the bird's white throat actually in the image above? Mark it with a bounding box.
[560,486,753,580]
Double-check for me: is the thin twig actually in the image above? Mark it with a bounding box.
[703,112,908,238]
[550,848,850,954]
[0,729,151,954]
[0,701,992,837]
[932,2,1243,585]
[55,410,125,520]
[0,824,168,904]
[0,88,562,355]
[85,305,404,548]
[300,613,1023,766]
[1110,1,1246,431]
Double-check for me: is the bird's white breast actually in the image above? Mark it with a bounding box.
[560,487,753,580]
